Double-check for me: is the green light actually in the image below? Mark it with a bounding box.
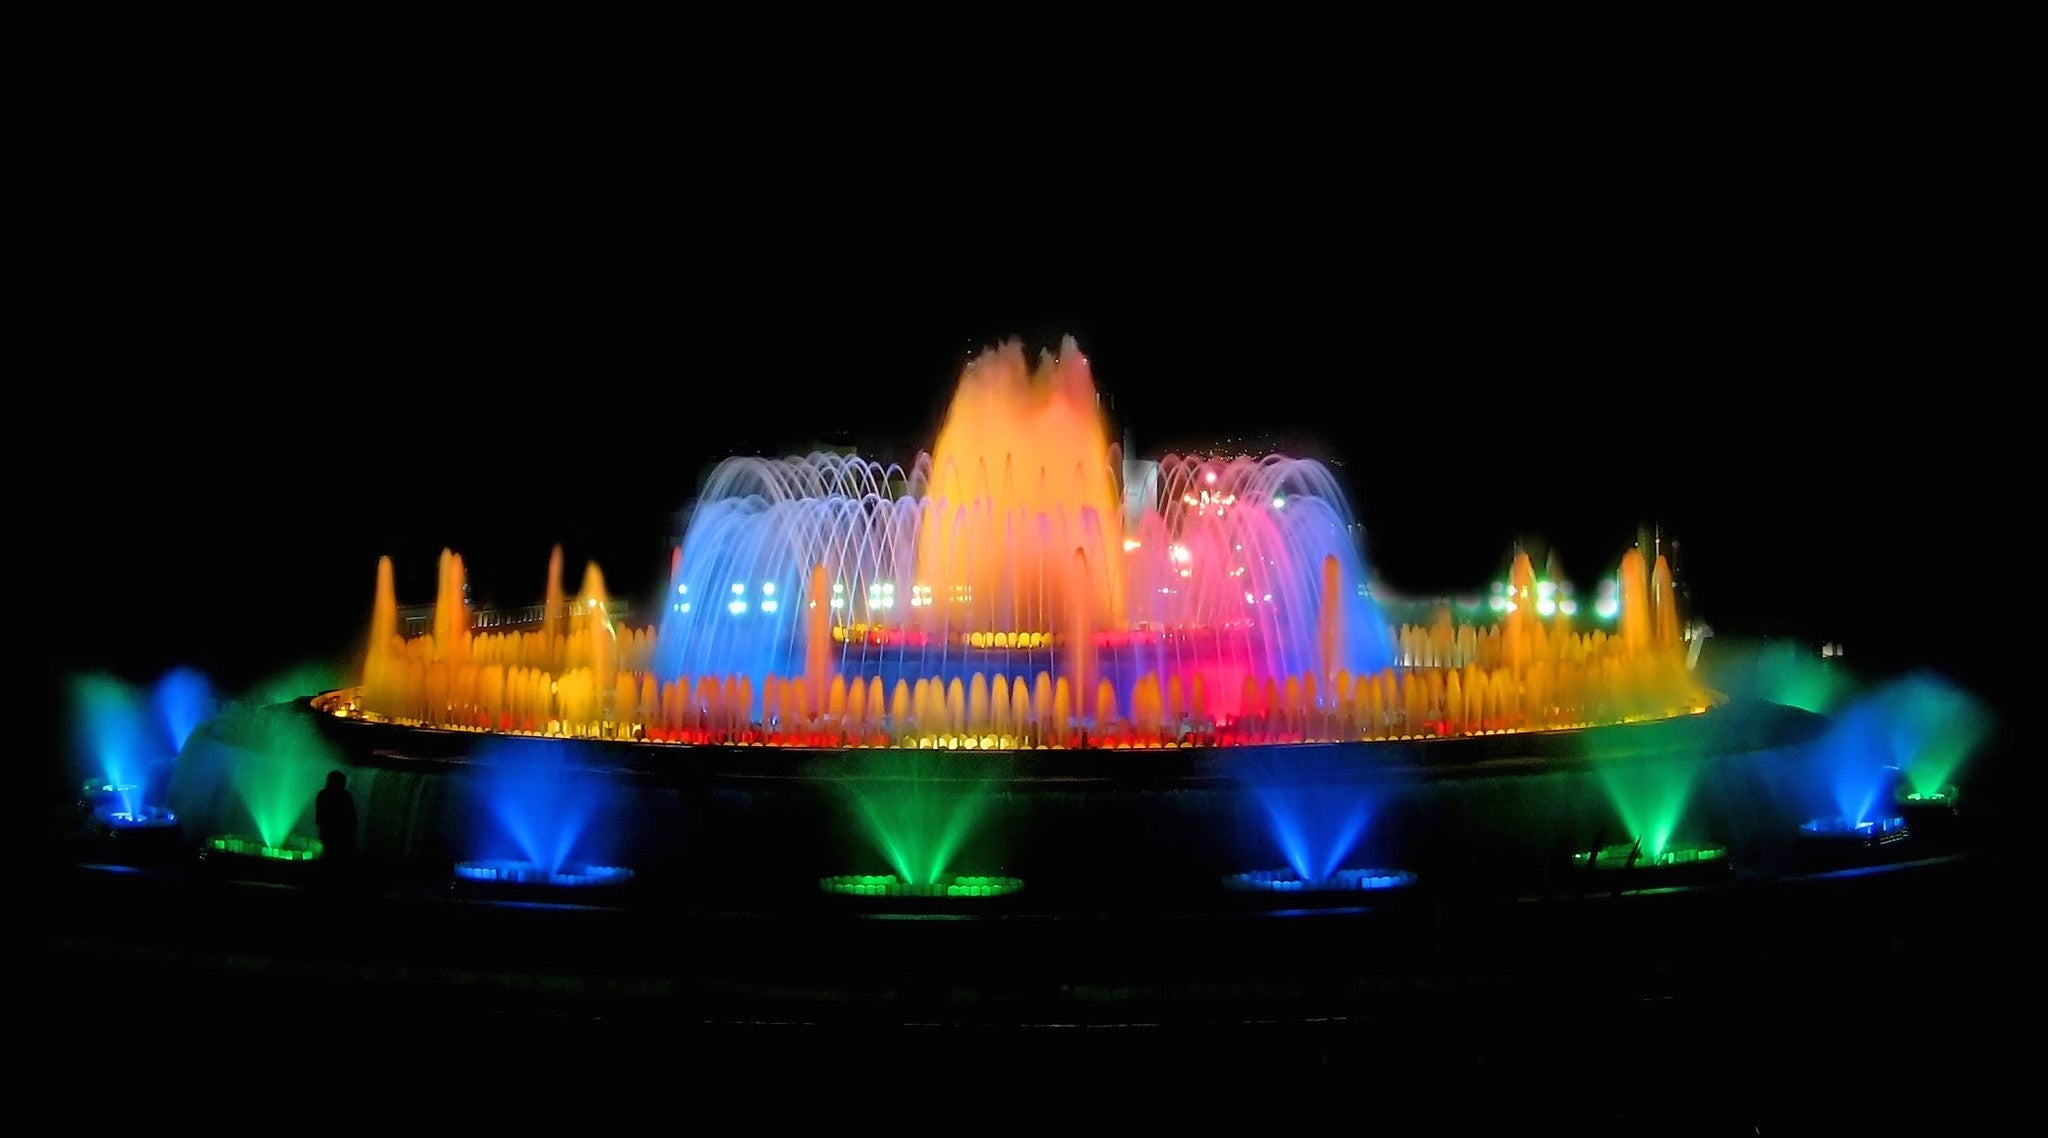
[1590,756,1700,861]
[825,752,1001,887]
[1754,641,1854,713]
[207,704,340,848]
[1572,841,1726,869]
[1883,677,1990,797]
[207,833,324,861]
[819,873,1023,898]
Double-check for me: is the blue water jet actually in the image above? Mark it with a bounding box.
[1234,747,1397,884]
[69,668,218,817]
[470,741,620,876]
[152,667,217,758]
[1807,697,1900,827]
[1801,670,1990,825]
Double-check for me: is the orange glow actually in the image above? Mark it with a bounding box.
[916,338,1127,637]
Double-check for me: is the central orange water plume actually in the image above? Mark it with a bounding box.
[916,338,1126,634]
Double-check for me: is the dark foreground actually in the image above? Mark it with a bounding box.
[34,823,2022,1128]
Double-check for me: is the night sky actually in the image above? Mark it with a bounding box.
[38,158,2011,740]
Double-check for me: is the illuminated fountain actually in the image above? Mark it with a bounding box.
[327,338,1711,751]
[1790,670,1990,865]
[1569,837,1729,889]
[1708,637,1858,716]
[1569,732,1731,888]
[817,751,1021,899]
[1866,672,1987,838]
[451,740,633,894]
[1222,749,1415,898]
[176,700,337,875]
[67,668,214,848]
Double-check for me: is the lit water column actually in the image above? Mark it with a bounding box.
[1505,549,1536,673]
[1619,548,1651,656]
[805,563,834,714]
[542,544,566,645]
[359,555,414,720]
[1066,546,1095,735]
[1319,553,1342,700]
[433,548,472,663]
[1651,553,1679,653]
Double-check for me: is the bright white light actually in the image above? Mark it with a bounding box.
[1594,596,1619,619]
[677,583,688,595]
[1123,539,1143,552]
[727,600,747,615]
[830,597,845,610]
[730,582,745,595]
[1559,598,1578,616]
[679,602,692,613]
[760,599,779,613]
[761,582,776,596]
[1536,597,1557,616]
[832,582,844,595]
[1272,495,1286,508]
[1168,544,1191,563]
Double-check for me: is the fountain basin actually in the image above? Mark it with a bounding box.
[1221,867,1419,894]
[1568,841,1732,889]
[195,833,324,885]
[451,859,634,891]
[92,802,178,832]
[1793,815,1914,873]
[819,873,1023,899]
[1798,816,1909,845]
[1896,786,1963,846]
[80,780,142,809]
[204,832,323,861]
[82,802,183,863]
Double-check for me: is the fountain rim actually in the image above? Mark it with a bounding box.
[294,691,1830,789]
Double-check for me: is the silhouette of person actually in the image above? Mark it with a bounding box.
[315,769,358,872]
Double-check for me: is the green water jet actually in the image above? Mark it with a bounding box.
[823,751,1004,887]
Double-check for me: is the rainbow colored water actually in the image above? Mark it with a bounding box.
[342,338,1709,748]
